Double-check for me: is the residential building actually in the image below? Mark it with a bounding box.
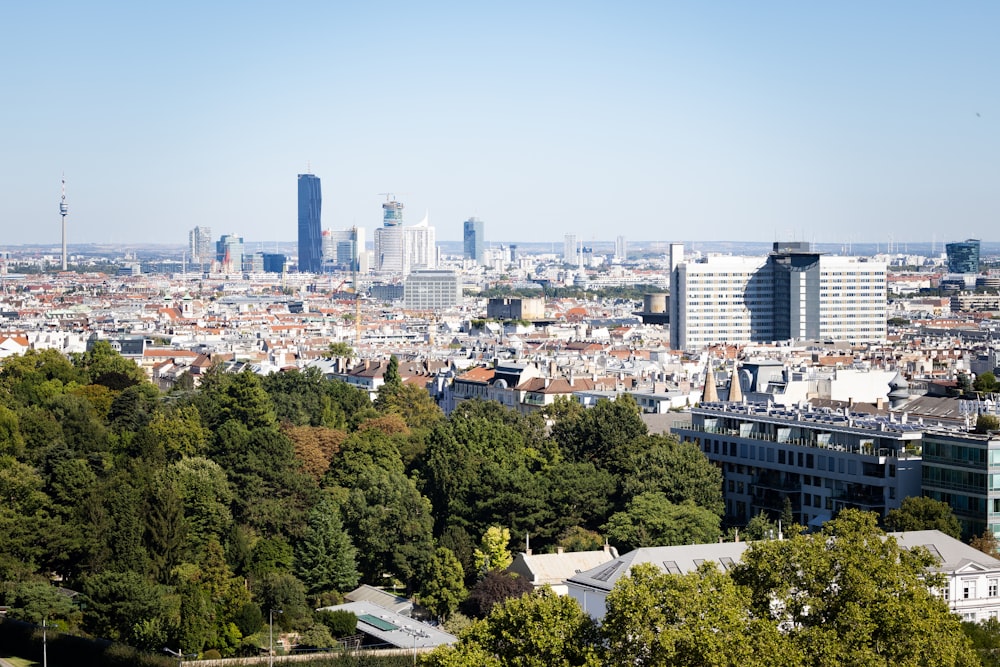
[486,297,545,321]
[297,173,323,273]
[921,423,1000,539]
[507,546,618,596]
[566,530,1000,622]
[463,217,484,264]
[671,399,922,525]
[669,242,886,349]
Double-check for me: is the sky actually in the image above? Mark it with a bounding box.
[1,1,998,247]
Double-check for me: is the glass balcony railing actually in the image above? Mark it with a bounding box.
[673,422,920,459]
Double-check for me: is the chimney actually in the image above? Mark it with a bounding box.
[556,547,564,555]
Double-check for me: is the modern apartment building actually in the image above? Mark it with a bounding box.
[921,426,1000,539]
[669,242,886,349]
[671,400,922,525]
[946,239,981,275]
[297,174,323,273]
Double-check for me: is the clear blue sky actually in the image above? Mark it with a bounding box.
[2,1,997,247]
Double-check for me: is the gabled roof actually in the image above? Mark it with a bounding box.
[568,542,751,592]
[509,549,617,586]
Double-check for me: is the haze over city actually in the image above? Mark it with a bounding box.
[2,1,997,246]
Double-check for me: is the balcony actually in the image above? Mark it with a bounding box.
[674,422,919,460]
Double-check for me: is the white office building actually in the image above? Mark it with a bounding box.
[669,242,886,350]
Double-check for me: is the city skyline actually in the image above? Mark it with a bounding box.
[1,3,998,246]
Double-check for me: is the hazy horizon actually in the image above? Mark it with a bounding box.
[2,2,997,246]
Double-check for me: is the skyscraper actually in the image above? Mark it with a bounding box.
[946,239,981,274]
[188,226,212,266]
[564,234,578,264]
[463,217,484,264]
[615,235,627,262]
[216,234,245,273]
[374,197,437,275]
[297,174,323,273]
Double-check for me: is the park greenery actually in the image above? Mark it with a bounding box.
[0,343,995,664]
[428,510,981,667]
[0,344,722,659]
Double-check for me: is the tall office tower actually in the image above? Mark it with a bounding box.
[463,217,485,264]
[188,226,212,265]
[946,239,981,274]
[297,173,323,273]
[564,235,578,264]
[615,235,627,262]
[216,234,245,273]
[375,197,405,273]
[323,226,366,271]
[669,241,886,350]
[405,214,436,272]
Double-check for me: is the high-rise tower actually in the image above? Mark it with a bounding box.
[463,217,484,264]
[297,173,323,273]
[59,176,68,271]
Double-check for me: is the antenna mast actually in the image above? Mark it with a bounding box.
[59,174,69,271]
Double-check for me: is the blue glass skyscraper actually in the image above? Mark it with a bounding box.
[946,239,980,274]
[298,174,323,273]
[463,217,484,264]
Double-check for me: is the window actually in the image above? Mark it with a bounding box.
[964,580,977,599]
[990,579,998,597]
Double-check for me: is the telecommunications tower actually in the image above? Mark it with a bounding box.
[59,175,68,271]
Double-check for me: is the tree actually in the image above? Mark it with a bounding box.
[383,355,401,387]
[975,372,1000,394]
[464,571,533,619]
[619,434,723,516]
[474,526,514,575]
[972,531,1000,560]
[602,563,795,667]
[316,609,358,639]
[428,589,601,667]
[551,395,646,472]
[327,342,354,358]
[294,497,359,595]
[556,526,604,553]
[977,413,1000,434]
[739,511,779,541]
[419,547,467,621]
[886,496,962,538]
[602,493,721,551]
[732,509,978,666]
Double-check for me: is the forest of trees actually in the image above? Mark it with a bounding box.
[0,344,723,658]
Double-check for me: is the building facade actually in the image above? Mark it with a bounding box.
[463,217,484,264]
[297,174,323,273]
[188,226,212,266]
[402,270,461,310]
[669,242,886,349]
[216,234,244,273]
[323,226,365,272]
[374,199,436,275]
[921,426,1000,539]
[672,400,922,525]
[946,239,981,275]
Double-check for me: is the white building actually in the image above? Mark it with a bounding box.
[374,214,436,275]
[402,270,461,310]
[566,530,1000,622]
[669,242,886,350]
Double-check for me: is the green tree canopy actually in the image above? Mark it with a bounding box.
[885,495,962,538]
[732,509,978,666]
[602,493,721,551]
[430,589,600,667]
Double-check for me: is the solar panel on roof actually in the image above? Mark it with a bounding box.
[358,614,397,632]
[592,561,623,582]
